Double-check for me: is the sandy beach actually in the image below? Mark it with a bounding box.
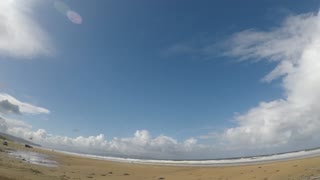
[1,142,320,180]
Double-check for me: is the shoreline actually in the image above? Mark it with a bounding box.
[44,147,320,167]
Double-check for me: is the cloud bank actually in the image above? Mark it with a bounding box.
[0,100,21,115]
[1,117,210,159]
[222,12,320,151]
[0,93,209,159]
[0,117,8,132]
[0,93,49,115]
[0,0,51,59]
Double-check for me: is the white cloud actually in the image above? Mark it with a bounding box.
[0,117,8,132]
[0,0,52,59]
[0,93,209,159]
[2,119,209,159]
[2,116,32,129]
[222,12,320,151]
[0,93,49,115]
[0,100,21,115]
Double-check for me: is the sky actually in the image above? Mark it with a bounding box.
[0,0,320,159]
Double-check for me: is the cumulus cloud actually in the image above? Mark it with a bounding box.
[2,116,32,129]
[0,93,49,115]
[2,118,209,159]
[0,100,21,115]
[0,0,52,59]
[0,117,8,132]
[222,12,320,151]
[0,93,207,159]
[0,93,212,159]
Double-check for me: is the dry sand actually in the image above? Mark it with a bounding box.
[1,141,320,180]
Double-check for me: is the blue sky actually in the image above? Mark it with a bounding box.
[1,0,320,159]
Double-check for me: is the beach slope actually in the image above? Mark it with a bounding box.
[1,142,320,180]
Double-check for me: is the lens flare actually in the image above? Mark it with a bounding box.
[54,0,83,25]
[53,0,70,15]
[67,10,82,25]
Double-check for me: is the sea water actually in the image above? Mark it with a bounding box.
[50,148,320,167]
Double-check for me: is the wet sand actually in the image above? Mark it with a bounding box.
[1,142,320,180]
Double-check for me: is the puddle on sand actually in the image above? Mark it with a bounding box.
[8,150,58,167]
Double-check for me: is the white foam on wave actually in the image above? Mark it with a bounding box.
[45,148,320,167]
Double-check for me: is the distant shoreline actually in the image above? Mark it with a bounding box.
[44,147,320,167]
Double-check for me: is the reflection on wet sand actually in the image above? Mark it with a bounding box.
[8,150,57,167]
